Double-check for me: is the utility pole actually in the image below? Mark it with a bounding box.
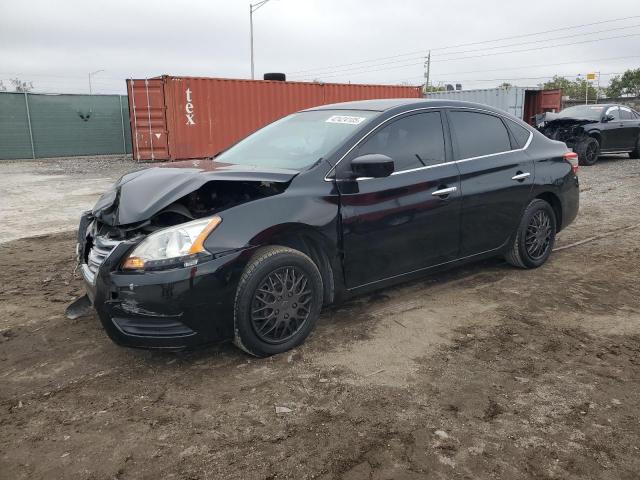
[423,50,431,93]
[250,0,273,80]
[88,69,104,95]
[250,4,255,79]
[585,80,588,105]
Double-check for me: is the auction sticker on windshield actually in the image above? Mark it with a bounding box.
[325,115,366,125]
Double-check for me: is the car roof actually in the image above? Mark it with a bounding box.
[305,98,512,115]
[564,103,636,110]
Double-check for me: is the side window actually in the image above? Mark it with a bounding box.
[355,112,446,171]
[606,106,620,120]
[506,119,532,148]
[620,107,633,120]
[448,111,511,159]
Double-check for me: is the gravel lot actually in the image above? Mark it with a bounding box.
[1,155,639,479]
[0,155,144,244]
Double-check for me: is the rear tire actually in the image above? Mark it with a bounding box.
[505,199,557,269]
[233,246,323,357]
[575,137,599,166]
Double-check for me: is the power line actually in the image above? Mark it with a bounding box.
[431,32,640,63]
[297,32,640,81]
[290,56,424,80]
[427,23,640,58]
[292,24,640,80]
[288,14,640,76]
[298,24,640,78]
[420,55,640,79]
[433,72,623,84]
[388,55,640,84]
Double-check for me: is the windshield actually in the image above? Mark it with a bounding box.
[558,105,604,120]
[215,110,379,170]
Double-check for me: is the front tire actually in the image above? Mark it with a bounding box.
[575,137,599,166]
[233,246,323,357]
[505,199,557,269]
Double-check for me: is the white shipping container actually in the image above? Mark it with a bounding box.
[424,87,537,120]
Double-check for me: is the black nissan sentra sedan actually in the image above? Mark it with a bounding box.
[72,99,579,357]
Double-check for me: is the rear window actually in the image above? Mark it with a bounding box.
[506,120,532,148]
[448,111,512,159]
[620,107,634,120]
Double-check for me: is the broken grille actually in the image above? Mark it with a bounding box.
[83,235,121,283]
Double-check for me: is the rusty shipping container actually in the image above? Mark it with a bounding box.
[126,76,422,161]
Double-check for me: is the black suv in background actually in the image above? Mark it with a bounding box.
[537,104,640,165]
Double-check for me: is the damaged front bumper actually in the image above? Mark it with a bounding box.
[76,213,251,349]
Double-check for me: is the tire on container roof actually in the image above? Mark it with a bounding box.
[264,73,286,81]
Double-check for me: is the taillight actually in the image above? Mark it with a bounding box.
[564,151,579,175]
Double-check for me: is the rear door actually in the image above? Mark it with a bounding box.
[618,106,640,150]
[446,109,534,256]
[337,110,461,288]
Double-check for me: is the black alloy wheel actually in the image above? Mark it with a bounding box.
[584,141,598,164]
[576,137,599,166]
[234,246,323,357]
[250,266,313,344]
[505,198,557,269]
[524,210,553,260]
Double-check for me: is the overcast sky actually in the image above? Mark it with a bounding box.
[1,0,639,94]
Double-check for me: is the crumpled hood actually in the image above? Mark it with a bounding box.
[92,160,299,226]
[535,111,598,128]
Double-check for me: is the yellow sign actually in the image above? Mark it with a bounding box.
[586,73,597,80]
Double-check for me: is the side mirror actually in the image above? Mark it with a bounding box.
[350,154,394,179]
[603,114,615,122]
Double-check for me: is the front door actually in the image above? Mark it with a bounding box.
[446,109,534,256]
[336,111,461,288]
[600,106,627,151]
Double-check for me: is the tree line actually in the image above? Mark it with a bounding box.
[423,68,640,100]
[540,68,640,101]
[0,79,34,93]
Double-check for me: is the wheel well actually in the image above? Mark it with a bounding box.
[535,192,562,232]
[268,229,337,305]
[588,131,601,145]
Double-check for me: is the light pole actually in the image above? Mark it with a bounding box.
[250,0,273,80]
[88,69,104,95]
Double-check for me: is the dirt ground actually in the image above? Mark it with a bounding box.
[1,155,639,480]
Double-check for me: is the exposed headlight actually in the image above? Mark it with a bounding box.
[122,216,221,270]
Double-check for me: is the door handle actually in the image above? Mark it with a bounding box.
[512,172,531,181]
[432,186,457,196]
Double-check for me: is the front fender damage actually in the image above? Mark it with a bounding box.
[91,164,296,238]
[535,113,597,146]
[67,163,297,320]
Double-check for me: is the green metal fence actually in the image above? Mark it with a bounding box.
[0,92,132,160]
